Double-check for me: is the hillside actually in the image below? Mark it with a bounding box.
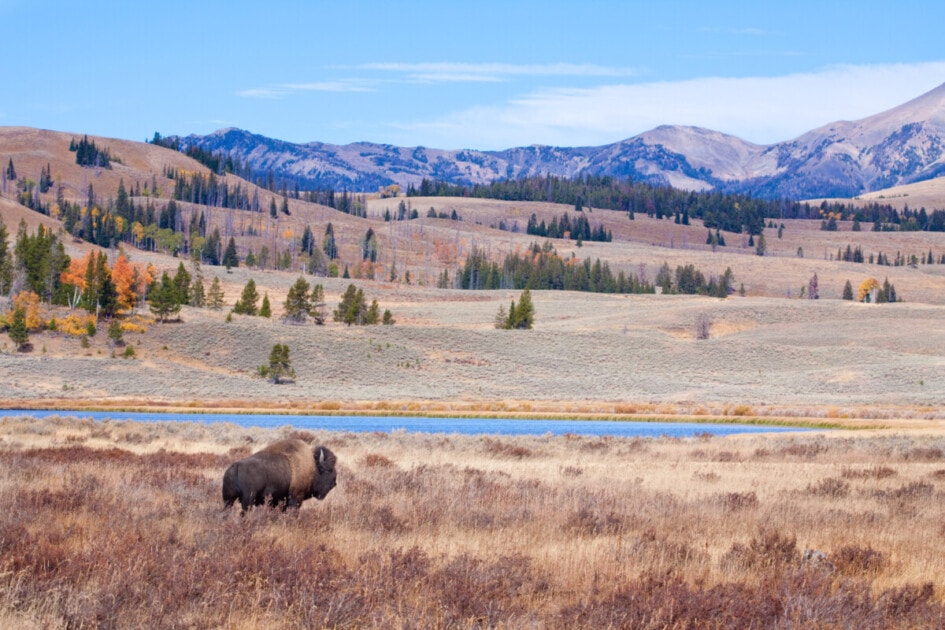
[176,82,945,201]
[2,126,945,418]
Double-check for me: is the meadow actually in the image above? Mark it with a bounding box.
[2,414,945,628]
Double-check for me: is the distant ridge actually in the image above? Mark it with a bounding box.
[178,82,945,200]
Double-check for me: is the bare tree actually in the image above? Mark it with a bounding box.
[694,313,711,340]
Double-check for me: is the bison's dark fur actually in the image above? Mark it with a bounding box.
[222,439,337,512]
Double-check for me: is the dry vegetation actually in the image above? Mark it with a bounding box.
[2,415,945,628]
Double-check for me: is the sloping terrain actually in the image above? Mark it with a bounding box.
[2,126,945,418]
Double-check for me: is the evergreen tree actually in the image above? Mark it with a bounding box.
[206,276,225,310]
[108,319,125,346]
[232,278,259,315]
[5,158,15,181]
[842,280,854,300]
[323,222,338,259]
[172,261,191,306]
[361,228,378,262]
[494,304,508,329]
[808,273,819,300]
[190,262,206,307]
[283,276,313,323]
[382,309,395,325]
[508,288,535,329]
[0,215,11,295]
[259,293,271,318]
[334,283,366,325]
[267,343,295,384]
[755,233,767,256]
[364,299,380,325]
[222,237,239,269]
[149,272,182,322]
[269,197,277,218]
[8,307,29,350]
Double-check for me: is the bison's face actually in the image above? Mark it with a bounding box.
[313,446,338,500]
[313,468,337,500]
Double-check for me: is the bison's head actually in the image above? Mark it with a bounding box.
[313,446,338,500]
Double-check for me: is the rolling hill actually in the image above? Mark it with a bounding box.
[3,122,945,417]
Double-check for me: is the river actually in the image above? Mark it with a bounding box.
[0,409,812,438]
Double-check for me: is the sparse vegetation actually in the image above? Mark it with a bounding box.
[1,418,944,628]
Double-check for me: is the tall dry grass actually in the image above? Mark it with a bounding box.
[1,415,945,628]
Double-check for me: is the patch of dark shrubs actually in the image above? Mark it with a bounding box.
[482,437,532,459]
[806,477,850,498]
[841,465,898,479]
[717,491,759,511]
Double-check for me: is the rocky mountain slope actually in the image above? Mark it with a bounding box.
[179,82,945,200]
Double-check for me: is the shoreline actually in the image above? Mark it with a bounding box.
[0,398,912,431]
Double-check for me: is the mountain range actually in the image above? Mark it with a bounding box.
[179,82,945,200]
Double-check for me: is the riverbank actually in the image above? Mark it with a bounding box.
[2,414,945,627]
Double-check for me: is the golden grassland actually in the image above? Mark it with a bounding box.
[2,415,945,628]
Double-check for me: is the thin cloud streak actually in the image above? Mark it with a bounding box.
[239,80,375,99]
[398,62,945,149]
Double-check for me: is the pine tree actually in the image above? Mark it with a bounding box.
[232,278,259,315]
[334,283,365,325]
[6,158,16,181]
[149,272,182,322]
[267,343,295,384]
[8,307,29,350]
[322,222,337,259]
[508,288,535,329]
[108,319,125,346]
[808,273,819,299]
[364,299,380,324]
[382,309,395,325]
[283,276,313,323]
[190,263,206,307]
[259,293,271,318]
[172,261,191,305]
[0,215,11,295]
[842,280,854,301]
[206,276,225,310]
[222,237,239,269]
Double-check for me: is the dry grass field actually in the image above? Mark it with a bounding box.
[2,415,945,628]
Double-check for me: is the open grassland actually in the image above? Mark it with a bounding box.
[3,286,945,422]
[2,415,945,627]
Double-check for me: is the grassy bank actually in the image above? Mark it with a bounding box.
[1,415,944,627]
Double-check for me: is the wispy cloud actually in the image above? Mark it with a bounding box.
[361,61,641,83]
[238,80,375,99]
[394,62,945,149]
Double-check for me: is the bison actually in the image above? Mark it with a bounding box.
[222,439,337,512]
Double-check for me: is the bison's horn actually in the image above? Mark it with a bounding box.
[317,446,325,464]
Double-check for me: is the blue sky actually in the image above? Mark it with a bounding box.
[3,0,944,150]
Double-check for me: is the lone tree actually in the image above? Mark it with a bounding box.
[267,343,295,384]
[149,272,182,322]
[206,276,225,310]
[8,307,29,351]
[232,278,259,315]
[496,288,535,329]
[842,280,854,301]
[334,283,367,325]
[283,276,314,323]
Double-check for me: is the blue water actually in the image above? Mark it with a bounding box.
[0,409,810,438]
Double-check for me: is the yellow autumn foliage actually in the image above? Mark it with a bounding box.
[58,313,98,337]
[5,291,43,330]
[858,278,880,302]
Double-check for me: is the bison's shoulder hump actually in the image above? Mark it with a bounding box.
[259,438,311,458]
